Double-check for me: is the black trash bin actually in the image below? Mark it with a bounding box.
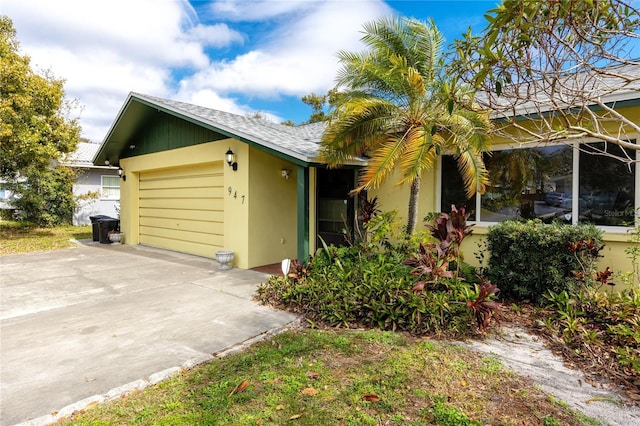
[98,218,120,244]
[90,215,112,241]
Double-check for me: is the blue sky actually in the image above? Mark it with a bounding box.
[3,0,497,143]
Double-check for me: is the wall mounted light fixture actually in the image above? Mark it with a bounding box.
[225,148,238,171]
[118,167,126,181]
[281,168,291,179]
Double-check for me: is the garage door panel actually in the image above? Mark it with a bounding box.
[139,208,223,223]
[140,226,222,246]
[140,217,223,235]
[140,235,223,258]
[140,164,219,180]
[139,187,223,199]
[140,197,223,211]
[139,175,223,190]
[138,162,224,258]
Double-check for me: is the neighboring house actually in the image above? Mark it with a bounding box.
[0,181,20,212]
[0,143,119,223]
[64,142,120,225]
[94,91,638,273]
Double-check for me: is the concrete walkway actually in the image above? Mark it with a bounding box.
[0,242,299,426]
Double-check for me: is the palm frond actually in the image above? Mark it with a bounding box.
[456,148,489,198]
[353,136,406,192]
[320,97,399,165]
[396,127,438,186]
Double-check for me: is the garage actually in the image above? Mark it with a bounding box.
[138,162,224,258]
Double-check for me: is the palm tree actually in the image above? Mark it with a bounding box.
[320,17,492,234]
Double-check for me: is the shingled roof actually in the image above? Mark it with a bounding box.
[95,92,357,168]
[64,142,111,169]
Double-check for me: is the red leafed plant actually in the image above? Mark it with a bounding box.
[405,205,474,291]
[466,279,502,332]
[425,205,474,256]
[359,195,381,227]
[287,259,310,283]
[566,238,611,290]
[402,242,454,291]
[596,266,614,287]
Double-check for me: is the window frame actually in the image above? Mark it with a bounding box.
[100,175,121,200]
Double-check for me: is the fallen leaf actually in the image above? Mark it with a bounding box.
[301,387,319,396]
[627,392,640,401]
[289,413,303,420]
[363,394,381,402]
[229,380,249,396]
[275,404,285,410]
[459,380,467,387]
[306,371,320,379]
[85,377,96,382]
[85,401,99,409]
[256,419,263,425]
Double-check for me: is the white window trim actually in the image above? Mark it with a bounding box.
[100,175,120,200]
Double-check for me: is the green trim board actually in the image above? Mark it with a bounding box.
[96,94,313,168]
[297,165,310,263]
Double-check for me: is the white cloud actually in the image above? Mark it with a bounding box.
[177,0,392,99]
[186,23,245,47]
[206,0,315,21]
[3,0,392,141]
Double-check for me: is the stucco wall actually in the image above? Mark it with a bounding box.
[370,167,439,228]
[73,168,120,225]
[221,141,250,268]
[247,147,298,268]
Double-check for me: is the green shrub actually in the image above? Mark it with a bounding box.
[543,287,640,389]
[257,206,501,337]
[11,166,77,227]
[256,246,477,336]
[485,220,603,303]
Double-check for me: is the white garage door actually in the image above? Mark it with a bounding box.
[139,163,224,258]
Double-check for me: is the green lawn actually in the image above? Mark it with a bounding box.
[0,220,91,255]
[59,329,590,426]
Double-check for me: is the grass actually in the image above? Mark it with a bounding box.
[0,220,91,255]
[59,329,588,426]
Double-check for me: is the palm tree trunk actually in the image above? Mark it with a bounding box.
[406,177,421,235]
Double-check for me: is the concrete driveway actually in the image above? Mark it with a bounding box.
[0,241,299,426]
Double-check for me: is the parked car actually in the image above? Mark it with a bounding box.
[544,192,564,207]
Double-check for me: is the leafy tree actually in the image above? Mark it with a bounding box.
[320,17,492,234]
[1,16,81,225]
[301,93,327,123]
[12,166,76,226]
[301,89,340,124]
[451,0,640,164]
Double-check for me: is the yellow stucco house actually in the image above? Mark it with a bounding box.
[94,91,638,273]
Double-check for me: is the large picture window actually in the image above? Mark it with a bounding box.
[101,175,120,200]
[579,143,635,226]
[440,140,636,228]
